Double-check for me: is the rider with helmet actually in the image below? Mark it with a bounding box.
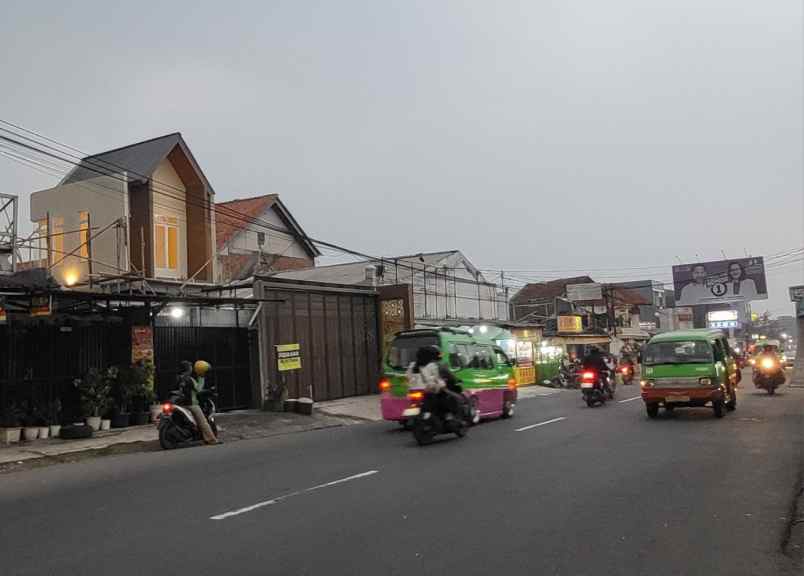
[406,345,464,418]
[178,360,218,444]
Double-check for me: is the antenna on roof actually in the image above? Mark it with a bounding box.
[720,250,727,259]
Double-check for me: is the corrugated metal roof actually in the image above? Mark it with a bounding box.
[272,250,469,285]
[61,133,183,185]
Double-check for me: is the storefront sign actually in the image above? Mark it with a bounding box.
[276,343,302,371]
[557,315,583,333]
[566,283,603,302]
[131,326,154,363]
[709,320,739,329]
[30,295,51,317]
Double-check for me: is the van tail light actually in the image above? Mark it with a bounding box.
[161,402,174,415]
[379,378,391,392]
[507,377,517,390]
[621,366,630,374]
[581,371,596,382]
[407,390,424,403]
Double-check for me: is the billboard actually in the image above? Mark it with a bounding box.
[672,257,767,306]
[566,283,603,302]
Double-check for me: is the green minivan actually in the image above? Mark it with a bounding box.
[641,329,740,419]
[380,328,517,426]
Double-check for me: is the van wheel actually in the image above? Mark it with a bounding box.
[501,400,514,419]
[713,400,725,418]
[646,404,659,419]
[469,397,480,426]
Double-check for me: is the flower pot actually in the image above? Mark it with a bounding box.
[23,427,39,441]
[110,413,130,428]
[295,398,314,416]
[149,404,162,423]
[131,412,149,426]
[38,427,50,440]
[100,419,111,431]
[86,416,102,431]
[1,427,22,444]
[49,425,61,438]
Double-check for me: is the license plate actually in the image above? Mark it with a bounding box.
[402,407,420,417]
[665,395,689,403]
[580,382,594,389]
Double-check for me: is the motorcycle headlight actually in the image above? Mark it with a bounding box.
[760,358,775,370]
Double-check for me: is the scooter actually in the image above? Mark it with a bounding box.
[753,355,785,395]
[158,387,218,449]
[403,388,471,446]
[619,363,635,385]
[580,369,613,407]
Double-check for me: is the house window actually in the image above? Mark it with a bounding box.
[79,211,89,258]
[257,232,266,247]
[50,216,63,265]
[35,219,47,262]
[154,215,178,272]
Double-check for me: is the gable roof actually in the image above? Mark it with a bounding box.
[271,250,490,285]
[215,194,320,257]
[510,276,594,304]
[60,132,214,192]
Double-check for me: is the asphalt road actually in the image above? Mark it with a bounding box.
[2,372,803,576]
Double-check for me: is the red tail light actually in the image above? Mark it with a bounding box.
[621,367,630,374]
[407,390,424,402]
[379,378,391,392]
[581,371,596,382]
[161,402,174,415]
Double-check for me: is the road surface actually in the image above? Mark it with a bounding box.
[2,373,802,575]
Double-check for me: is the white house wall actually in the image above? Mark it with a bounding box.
[226,205,309,260]
[30,174,128,285]
[151,158,188,279]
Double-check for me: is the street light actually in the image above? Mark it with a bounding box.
[781,333,788,339]
[169,306,185,320]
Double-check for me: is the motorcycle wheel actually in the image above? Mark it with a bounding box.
[768,387,775,396]
[158,421,184,450]
[586,398,595,408]
[413,419,435,446]
[501,400,514,419]
[713,399,725,418]
[455,420,467,438]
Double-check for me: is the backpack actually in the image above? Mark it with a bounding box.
[406,362,445,393]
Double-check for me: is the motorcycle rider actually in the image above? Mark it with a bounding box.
[581,347,612,394]
[406,345,464,419]
[177,360,218,444]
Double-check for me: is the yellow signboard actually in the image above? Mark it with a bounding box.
[557,315,583,333]
[276,343,302,371]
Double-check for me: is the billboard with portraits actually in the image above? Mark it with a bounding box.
[672,257,767,306]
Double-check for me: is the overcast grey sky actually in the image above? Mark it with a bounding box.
[1,1,802,314]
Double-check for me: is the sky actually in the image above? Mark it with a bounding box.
[1,0,802,315]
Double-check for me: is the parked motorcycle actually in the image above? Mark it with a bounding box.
[753,355,785,395]
[403,389,471,446]
[580,369,613,407]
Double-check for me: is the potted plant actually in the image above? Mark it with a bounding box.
[110,365,133,428]
[21,402,43,441]
[129,361,153,425]
[48,398,62,438]
[0,402,23,444]
[75,368,112,431]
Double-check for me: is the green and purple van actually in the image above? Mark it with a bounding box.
[380,328,517,426]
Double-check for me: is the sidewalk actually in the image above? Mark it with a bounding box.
[0,409,364,473]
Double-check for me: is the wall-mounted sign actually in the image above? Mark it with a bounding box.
[790,285,804,302]
[557,315,583,333]
[0,306,6,323]
[276,343,302,371]
[131,326,154,363]
[707,309,739,323]
[709,320,739,329]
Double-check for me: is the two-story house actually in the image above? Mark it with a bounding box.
[216,193,320,283]
[29,133,216,287]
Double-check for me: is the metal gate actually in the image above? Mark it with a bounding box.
[153,326,251,411]
[256,279,380,402]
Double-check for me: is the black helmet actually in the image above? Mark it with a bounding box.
[416,345,441,367]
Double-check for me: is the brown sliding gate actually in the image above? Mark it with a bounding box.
[255,278,381,403]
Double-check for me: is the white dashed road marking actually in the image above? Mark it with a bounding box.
[515,417,567,432]
[618,396,642,404]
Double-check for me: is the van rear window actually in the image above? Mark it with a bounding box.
[387,335,439,369]
[643,341,713,365]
